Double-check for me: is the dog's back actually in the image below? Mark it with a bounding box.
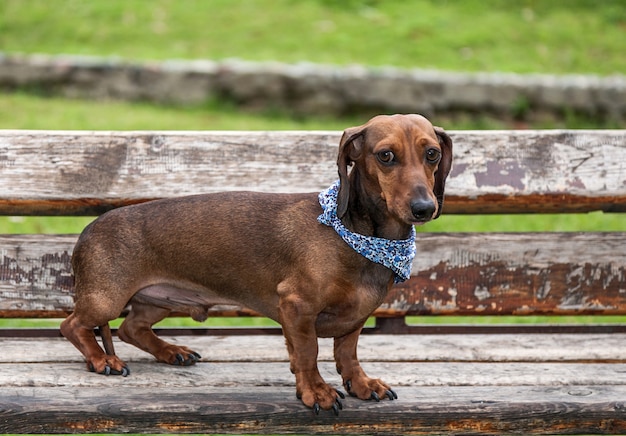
[72,191,339,321]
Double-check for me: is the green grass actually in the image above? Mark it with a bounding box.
[3,211,626,236]
[416,212,626,233]
[0,216,94,234]
[1,0,624,75]
[0,92,366,131]
[4,91,623,135]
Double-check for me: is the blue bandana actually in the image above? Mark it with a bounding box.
[317,180,416,283]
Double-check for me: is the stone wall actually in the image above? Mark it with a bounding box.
[1,53,624,121]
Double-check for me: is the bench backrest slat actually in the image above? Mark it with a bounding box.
[2,232,624,318]
[1,130,625,215]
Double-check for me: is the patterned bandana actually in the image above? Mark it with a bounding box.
[317,180,416,283]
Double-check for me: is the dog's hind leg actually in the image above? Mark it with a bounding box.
[60,313,129,376]
[99,322,116,356]
[118,299,201,366]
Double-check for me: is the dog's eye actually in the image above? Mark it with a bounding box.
[426,148,441,164]
[377,150,395,164]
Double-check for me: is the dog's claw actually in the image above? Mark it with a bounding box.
[370,391,380,402]
[386,389,398,400]
[345,380,352,393]
[309,396,342,415]
[88,361,129,377]
[336,389,346,399]
[332,402,340,416]
[175,353,185,365]
[109,366,130,377]
[174,352,200,366]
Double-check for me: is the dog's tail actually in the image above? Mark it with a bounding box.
[98,323,116,356]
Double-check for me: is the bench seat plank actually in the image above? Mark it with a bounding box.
[1,384,624,434]
[2,335,624,433]
[2,232,625,317]
[1,130,624,215]
[2,360,625,389]
[2,334,626,364]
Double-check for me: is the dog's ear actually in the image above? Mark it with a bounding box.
[433,126,453,219]
[336,125,366,219]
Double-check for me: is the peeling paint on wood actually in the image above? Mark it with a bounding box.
[383,233,626,315]
[0,235,75,315]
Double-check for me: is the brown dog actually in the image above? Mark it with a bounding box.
[60,114,453,414]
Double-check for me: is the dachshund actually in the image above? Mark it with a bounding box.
[60,114,453,414]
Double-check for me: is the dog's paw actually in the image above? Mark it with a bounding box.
[297,380,345,415]
[87,356,130,377]
[156,345,202,366]
[344,377,397,402]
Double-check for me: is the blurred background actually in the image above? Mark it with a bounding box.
[1,0,624,131]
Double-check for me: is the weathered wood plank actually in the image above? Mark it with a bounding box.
[0,130,624,215]
[2,334,626,365]
[0,235,75,317]
[2,360,625,389]
[400,232,626,315]
[1,233,625,317]
[1,385,624,434]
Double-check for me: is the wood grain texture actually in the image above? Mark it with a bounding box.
[3,334,626,365]
[1,385,624,434]
[0,130,624,215]
[2,233,625,317]
[3,360,626,389]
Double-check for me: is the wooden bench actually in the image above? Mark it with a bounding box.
[1,129,625,434]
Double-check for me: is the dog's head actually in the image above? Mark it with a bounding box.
[337,114,453,225]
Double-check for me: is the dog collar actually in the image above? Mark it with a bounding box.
[317,180,416,283]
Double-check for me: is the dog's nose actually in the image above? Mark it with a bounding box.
[410,199,436,222]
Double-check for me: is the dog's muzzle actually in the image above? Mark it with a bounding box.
[410,199,436,222]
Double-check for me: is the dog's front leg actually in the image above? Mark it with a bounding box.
[278,293,344,414]
[334,327,397,402]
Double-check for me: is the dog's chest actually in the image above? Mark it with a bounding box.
[316,275,391,338]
